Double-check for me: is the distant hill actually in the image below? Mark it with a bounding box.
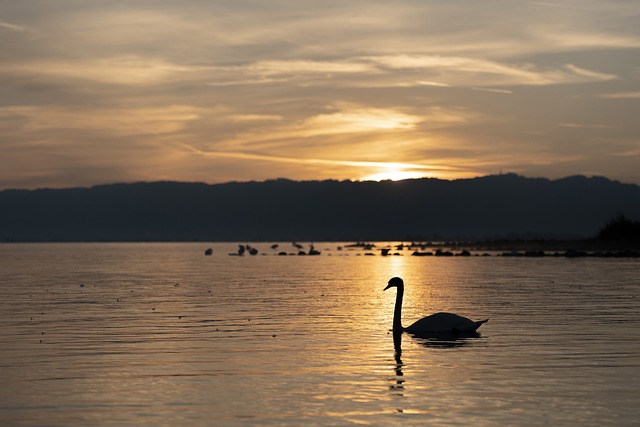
[1,174,640,242]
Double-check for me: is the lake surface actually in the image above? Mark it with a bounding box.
[1,243,639,426]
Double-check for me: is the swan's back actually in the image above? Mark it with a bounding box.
[406,312,488,334]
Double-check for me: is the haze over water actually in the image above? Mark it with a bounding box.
[1,243,639,426]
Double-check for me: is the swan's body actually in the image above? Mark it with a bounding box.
[384,277,488,335]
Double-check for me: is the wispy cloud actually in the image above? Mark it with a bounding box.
[365,55,618,86]
[0,21,30,33]
[0,56,205,85]
[558,123,613,129]
[0,105,201,135]
[302,106,420,134]
[0,54,618,92]
[472,87,513,94]
[598,91,640,99]
[228,114,283,122]
[182,145,448,171]
[415,81,450,87]
[241,60,375,75]
[563,64,618,82]
[202,104,427,156]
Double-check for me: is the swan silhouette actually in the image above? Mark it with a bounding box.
[384,277,488,335]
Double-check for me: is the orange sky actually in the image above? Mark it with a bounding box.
[1,1,640,189]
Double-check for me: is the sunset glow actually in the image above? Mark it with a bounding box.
[1,1,639,189]
[361,169,431,182]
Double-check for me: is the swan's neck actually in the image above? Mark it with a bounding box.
[393,285,404,332]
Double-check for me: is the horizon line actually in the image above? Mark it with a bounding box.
[0,172,632,192]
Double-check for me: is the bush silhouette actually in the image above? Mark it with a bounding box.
[597,214,640,240]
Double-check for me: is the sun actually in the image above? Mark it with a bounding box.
[361,168,428,182]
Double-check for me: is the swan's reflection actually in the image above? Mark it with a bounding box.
[389,331,404,397]
[389,330,482,400]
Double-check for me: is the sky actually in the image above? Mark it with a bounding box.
[1,0,640,189]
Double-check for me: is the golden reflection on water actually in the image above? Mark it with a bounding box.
[1,243,639,426]
[371,254,465,328]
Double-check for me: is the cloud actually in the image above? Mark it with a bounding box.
[0,56,206,85]
[563,64,618,82]
[598,92,640,99]
[182,146,447,171]
[558,123,614,129]
[241,60,375,75]
[365,55,618,86]
[228,114,284,122]
[415,81,450,88]
[301,106,420,134]
[0,21,31,33]
[2,50,617,95]
[0,105,201,135]
[198,104,427,157]
[472,87,513,94]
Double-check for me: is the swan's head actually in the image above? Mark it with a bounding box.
[384,277,404,291]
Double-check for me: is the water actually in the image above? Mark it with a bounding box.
[1,243,639,426]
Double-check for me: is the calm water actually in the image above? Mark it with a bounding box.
[0,243,639,426]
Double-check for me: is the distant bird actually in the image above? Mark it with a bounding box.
[384,277,487,335]
[204,248,213,256]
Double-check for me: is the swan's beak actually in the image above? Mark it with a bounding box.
[383,284,392,291]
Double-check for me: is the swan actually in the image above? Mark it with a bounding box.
[384,277,488,335]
